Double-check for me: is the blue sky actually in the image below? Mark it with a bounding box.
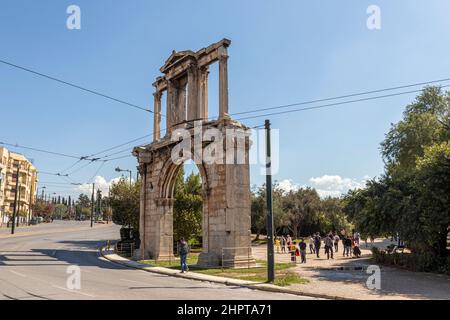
[1,0,449,198]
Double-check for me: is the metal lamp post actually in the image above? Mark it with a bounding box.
[115,167,132,185]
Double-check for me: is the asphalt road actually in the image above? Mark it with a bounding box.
[0,221,312,300]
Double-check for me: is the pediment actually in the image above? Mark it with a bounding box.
[160,50,196,73]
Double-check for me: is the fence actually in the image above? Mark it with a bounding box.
[115,241,135,258]
[221,246,253,270]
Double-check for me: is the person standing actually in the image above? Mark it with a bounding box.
[344,236,352,257]
[333,233,340,252]
[281,235,287,253]
[342,234,347,256]
[178,238,189,273]
[309,235,315,254]
[324,234,334,260]
[353,231,361,246]
[275,236,281,253]
[314,233,321,258]
[286,235,293,248]
[299,238,307,263]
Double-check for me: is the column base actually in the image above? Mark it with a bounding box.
[197,252,257,269]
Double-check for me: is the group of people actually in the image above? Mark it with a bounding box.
[275,230,362,264]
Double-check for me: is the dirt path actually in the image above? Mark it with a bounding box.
[252,238,450,300]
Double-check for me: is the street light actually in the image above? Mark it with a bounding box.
[115,167,132,185]
[41,186,46,201]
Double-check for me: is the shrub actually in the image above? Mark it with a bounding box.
[372,248,450,275]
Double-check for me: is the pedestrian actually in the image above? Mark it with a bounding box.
[314,233,321,258]
[324,234,334,260]
[353,242,361,258]
[353,230,361,246]
[286,234,292,248]
[281,236,286,253]
[309,235,315,254]
[299,238,307,263]
[344,236,352,257]
[333,233,340,252]
[370,235,375,246]
[275,236,281,253]
[178,238,189,273]
[342,234,347,257]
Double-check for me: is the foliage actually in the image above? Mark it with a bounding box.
[251,183,289,237]
[32,199,54,220]
[53,204,69,219]
[371,247,450,275]
[344,87,450,259]
[110,178,141,229]
[173,168,203,243]
[282,187,320,238]
[251,184,350,237]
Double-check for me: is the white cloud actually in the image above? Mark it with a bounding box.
[77,176,124,195]
[276,175,369,198]
[277,179,301,193]
[309,175,368,198]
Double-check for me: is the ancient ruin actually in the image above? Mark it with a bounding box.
[133,39,255,267]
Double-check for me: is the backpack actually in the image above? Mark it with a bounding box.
[179,242,189,255]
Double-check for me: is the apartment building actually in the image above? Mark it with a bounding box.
[0,147,38,227]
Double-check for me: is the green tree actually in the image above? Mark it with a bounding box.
[173,168,203,244]
[283,188,320,239]
[110,178,140,229]
[54,204,69,220]
[251,186,266,240]
[31,199,54,221]
[344,87,450,258]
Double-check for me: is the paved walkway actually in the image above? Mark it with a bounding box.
[252,239,450,300]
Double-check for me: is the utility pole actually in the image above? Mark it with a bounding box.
[11,166,20,234]
[17,184,21,227]
[265,119,275,282]
[91,183,94,228]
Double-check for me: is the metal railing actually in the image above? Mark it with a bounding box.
[115,241,135,258]
[221,246,253,270]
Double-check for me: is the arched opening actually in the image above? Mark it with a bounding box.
[172,162,203,261]
[157,157,210,264]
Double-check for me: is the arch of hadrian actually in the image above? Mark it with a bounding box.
[133,39,255,267]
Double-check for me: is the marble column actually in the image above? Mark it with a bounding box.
[187,64,199,121]
[219,55,229,119]
[153,91,162,142]
[166,80,176,134]
[200,66,209,120]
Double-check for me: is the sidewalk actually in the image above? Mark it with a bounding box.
[101,239,450,300]
[100,248,330,300]
[251,239,450,300]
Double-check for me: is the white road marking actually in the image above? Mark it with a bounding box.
[9,270,27,278]
[51,285,95,298]
[119,278,144,285]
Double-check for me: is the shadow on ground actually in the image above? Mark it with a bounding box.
[299,256,450,300]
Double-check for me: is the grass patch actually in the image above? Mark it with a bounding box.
[274,272,309,286]
[139,254,309,286]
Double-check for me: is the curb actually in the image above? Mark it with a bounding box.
[99,246,354,301]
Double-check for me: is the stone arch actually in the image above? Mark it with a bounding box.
[134,39,255,267]
[158,156,209,201]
